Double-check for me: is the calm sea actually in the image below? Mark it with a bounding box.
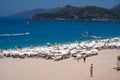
[0,17,120,49]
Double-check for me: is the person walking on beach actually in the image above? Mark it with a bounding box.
[90,64,93,77]
[83,56,86,63]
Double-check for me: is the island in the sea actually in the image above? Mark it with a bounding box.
[32,4,120,21]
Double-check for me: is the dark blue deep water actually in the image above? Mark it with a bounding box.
[0,17,120,49]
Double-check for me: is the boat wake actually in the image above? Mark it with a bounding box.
[0,32,30,37]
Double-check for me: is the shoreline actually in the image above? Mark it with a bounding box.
[0,37,120,61]
[1,37,120,51]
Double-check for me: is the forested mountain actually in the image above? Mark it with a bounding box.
[32,5,120,21]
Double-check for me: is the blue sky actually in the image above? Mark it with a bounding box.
[0,0,120,16]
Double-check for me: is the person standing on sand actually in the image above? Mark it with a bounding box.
[83,56,86,63]
[90,63,93,77]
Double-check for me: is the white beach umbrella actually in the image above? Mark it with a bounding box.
[2,50,11,54]
[91,49,98,55]
[23,51,34,55]
[88,43,94,48]
[76,54,82,58]
[70,49,78,54]
[34,48,41,52]
[115,42,120,48]
[92,44,99,49]
[86,51,92,55]
[80,50,88,55]
[62,45,69,49]
[99,42,104,48]
[60,50,68,55]
[54,53,62,56]
[79,42,86,48]
[91,49,98,52]
[40,48,46,52]
[12,50,21,55]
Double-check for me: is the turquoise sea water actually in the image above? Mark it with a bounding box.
[0,17,120,49]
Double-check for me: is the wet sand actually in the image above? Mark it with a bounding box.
[0,49,120,80]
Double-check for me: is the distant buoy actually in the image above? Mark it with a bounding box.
[27,21,30,24]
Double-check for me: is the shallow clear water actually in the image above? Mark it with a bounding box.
[0,17,120,49]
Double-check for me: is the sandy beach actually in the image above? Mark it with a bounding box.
[0,49,120,80]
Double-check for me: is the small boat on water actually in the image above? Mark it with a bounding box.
[90,36,105,39]
[0,32,30,37]
[80,35,105,39]
[25,32,30,35]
